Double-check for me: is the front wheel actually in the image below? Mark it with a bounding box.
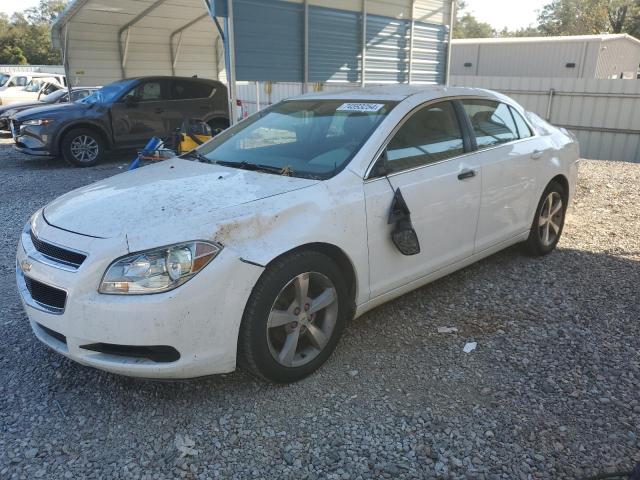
[61,128,105,167]
[238,251,350,383]
[524,181,567,256]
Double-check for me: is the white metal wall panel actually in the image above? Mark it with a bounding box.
[59,0,219,86]
[0,65,65,75]
[452,37,640,79]
[414,0,452,25]
[367,0,412,19]
[452,75,640,163]
[236,82,353,115]
[596,38,640,79]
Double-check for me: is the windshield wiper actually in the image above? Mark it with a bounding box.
[216,160,289,175]
[181,150,213,163]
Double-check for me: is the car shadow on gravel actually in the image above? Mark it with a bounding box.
[24,244,638,409]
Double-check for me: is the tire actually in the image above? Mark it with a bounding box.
[61,128,105,167]
[207,118,229,137]
[238,250,351,383]
[524,181,567,256]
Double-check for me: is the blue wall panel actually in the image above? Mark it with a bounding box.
[308,6,361,83]
[365,14,410,84]
[233,0,303,82]
[231,1,447,85]
[410,21,448,84]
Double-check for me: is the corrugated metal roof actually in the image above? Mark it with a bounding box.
[452,34,640,46]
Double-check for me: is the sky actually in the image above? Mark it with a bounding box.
[464,0,549,31]
[1,0,549,31]
[1,0,40,16]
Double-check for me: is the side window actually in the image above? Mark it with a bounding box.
[16,77,27,87]
[509,106,533,139]
[384,101,465,174]
[123,81,163,102]
[70,90,91,101]
[462,100,519,149]
[171,80,213,100]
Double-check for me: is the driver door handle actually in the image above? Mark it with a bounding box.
[458,169,476,180]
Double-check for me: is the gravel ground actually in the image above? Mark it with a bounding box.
[1,139,639,480]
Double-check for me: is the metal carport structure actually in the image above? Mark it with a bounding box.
[52,0,455,121]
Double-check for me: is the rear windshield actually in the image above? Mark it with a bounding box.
[197,99,397,179]
[41,89,68,103]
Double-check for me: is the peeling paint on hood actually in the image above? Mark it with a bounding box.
[43,158,319,239]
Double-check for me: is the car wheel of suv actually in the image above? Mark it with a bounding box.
[524,181,567,256]
[207,118,229,136]
[238,251,350,383]
[61,128,105,167]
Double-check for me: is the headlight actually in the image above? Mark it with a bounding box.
[22,118,54,126]
[99,241,222,295]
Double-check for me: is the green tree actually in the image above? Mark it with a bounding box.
[0,45,27,64]
[0,0,67,65]
[537,0,639,35]
[24,0,67,25]
[453,0,496,38]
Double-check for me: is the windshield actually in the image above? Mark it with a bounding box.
[41,89,68,103]
[197,100,397,179]
[24,80,46,92]
[0,74,8,87]
[81,80,135,104]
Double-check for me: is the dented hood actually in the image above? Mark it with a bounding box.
[43,158,318,239]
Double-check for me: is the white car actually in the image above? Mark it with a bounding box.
[17,86,579,383]
[0,73,65,105]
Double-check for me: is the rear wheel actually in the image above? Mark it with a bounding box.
[238,251,350,383]
[207,118,229,137]
[61,128,105,167]
[524,181,567,256]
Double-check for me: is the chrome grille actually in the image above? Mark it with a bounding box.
[30,230,86,269]
[23,276,67,314]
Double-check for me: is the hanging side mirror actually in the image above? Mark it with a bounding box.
[388,188,420,256]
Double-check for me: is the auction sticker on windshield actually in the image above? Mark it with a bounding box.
[336,103,385,113]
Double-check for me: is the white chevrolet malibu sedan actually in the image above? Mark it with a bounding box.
[17,85,579,383]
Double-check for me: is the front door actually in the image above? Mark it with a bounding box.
[111,79,170,147]
[364,100,483,298]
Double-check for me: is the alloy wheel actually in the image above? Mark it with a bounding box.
[266,272,338,368]
[70,135,99,163]
[538,191,563,247]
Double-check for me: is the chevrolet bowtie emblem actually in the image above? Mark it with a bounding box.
[20,259,32,272]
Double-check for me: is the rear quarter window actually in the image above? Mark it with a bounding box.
[171,80,214,100]
[461,99,519,149]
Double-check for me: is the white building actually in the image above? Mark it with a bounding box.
[451,34,640,79]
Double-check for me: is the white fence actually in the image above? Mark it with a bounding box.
[0,65,65,75]
[236,82,353,115]
[451,76,640,163]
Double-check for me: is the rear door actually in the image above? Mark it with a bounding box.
[364,100,483,298]
[111,79,171,146]
[458,99,540,251]
[167,79,217,132]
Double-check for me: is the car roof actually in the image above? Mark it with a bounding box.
[292,84,503,103]
[13,72,63,77]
